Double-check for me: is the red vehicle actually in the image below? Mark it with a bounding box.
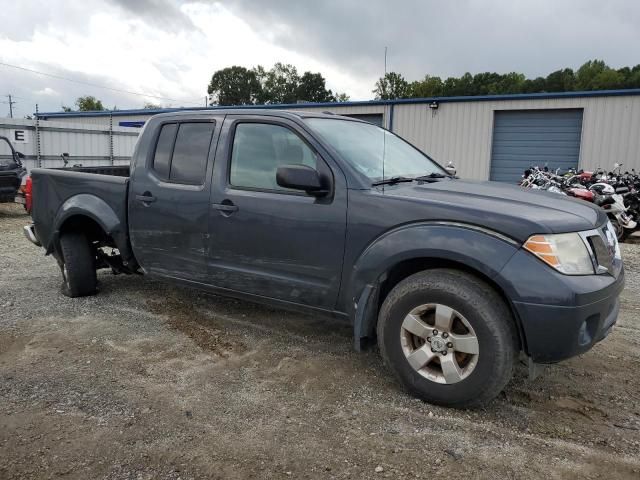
[17,175,33,214]
[567,187,595,202]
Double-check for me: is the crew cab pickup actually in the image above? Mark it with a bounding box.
[25,110,624,407]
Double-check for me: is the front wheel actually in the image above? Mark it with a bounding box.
[59,232,97,298]
[377,269,518,408]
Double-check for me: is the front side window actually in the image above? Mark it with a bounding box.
[151,122,215,185]
[230,123,317,191]
[305,118,446,182]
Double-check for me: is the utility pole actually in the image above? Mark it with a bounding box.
[384,46,387,77]
[6,94,16,118]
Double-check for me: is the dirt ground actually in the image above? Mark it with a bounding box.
[1,203,639,480]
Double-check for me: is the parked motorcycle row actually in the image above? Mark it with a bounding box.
[520,164,640,241]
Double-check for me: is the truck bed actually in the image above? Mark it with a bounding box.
[60,165,130,177]
[30,167,130,254]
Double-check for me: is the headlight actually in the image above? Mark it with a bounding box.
[523,233,594,275]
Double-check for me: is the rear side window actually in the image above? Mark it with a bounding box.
[151,121,215,185]
[170,123,215,184]
[152,123,177,180]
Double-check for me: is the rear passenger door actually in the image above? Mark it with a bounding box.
[129,117,221,283]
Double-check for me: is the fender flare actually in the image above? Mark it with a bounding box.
[48,194,134,265]
[349,222,520,350]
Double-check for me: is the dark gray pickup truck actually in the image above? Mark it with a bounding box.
[25,110,624,407]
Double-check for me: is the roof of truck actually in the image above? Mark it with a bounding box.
[150,109,344,119]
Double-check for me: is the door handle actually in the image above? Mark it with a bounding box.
[212,201,239,215]
[136,192,156,204]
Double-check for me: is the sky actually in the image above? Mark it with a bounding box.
[1,0,639,118]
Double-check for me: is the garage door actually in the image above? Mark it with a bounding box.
[344,113,384,127]
[489,109,583,183]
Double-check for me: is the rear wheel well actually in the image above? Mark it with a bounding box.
[373,258,525,352]
[58,215,113,248]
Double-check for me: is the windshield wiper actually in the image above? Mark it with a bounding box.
[372,176,415,186]
[414,172,449,181]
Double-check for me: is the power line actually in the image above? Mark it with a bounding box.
[0,61,203,105]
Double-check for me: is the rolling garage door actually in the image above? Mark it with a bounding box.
[345,113,384,126]
[489,109,583,183]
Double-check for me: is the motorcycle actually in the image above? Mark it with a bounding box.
[520,163,639,241]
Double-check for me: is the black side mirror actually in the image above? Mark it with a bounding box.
[276,164,327,195]
[16,151,25,159]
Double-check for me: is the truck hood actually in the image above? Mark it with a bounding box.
[380,179,607,242]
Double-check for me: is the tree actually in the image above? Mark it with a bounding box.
[257,63,300,104]
[333,92,350,102]
[75,96,105,111]
[545,68,575,92]
[296,72,334,102]
[409,75,444,98]
[143,102,162,109]
[207,66,262,105]
[575,60,608,90]
[373,72,409,99]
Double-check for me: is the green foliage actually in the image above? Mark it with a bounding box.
[207,65,262,105]
[75,96,105,111]
[207,63,338,105]
[257,63,300,104]
[375,60,640,100]
[297,72,334,102]
[373,72,410,99]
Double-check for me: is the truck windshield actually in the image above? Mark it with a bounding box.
[305,118,447,182]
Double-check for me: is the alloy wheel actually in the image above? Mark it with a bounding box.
[400,303,479,384]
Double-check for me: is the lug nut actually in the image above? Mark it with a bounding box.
[442,332,449,339]
[427,337,432,343]
[441,351,447,355]
[432,329,438,336]
[447,342,453,348]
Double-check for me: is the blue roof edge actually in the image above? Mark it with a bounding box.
[35,88,640,118]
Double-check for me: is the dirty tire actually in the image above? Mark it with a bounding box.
[377,269,518,408]
[59,232,97,298]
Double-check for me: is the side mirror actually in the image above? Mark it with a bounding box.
[16,151,25,159]
[444,161,457,176]
[276,164,327,195]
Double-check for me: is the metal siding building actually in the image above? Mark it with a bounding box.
[0,117,139,170]
[36,89,640,181]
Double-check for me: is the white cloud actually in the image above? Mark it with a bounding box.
[1,0,639,117]
[34,87,59,97]
[0,1,373,116]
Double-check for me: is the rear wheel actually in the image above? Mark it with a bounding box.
[59,232,97,298]
[377,269,518,408]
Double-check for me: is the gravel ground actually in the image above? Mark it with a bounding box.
[1,202,639,479]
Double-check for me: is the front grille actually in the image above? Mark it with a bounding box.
[588,235,613,274]
[584,223,622,277]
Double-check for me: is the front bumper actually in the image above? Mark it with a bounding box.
[500,249,624,363]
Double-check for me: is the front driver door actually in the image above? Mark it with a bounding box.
[129,117,221,283]
[208,115,347,310]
